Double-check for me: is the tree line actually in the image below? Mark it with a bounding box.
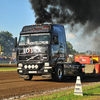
[66,41,79,55]
[0,31,15,57]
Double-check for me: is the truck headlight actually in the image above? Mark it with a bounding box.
[35,65,38,69]
[24,65,27,69]
[18,63,23,67]
[32,65,35,69]
[44,62,49,66]
[28,65,31,69]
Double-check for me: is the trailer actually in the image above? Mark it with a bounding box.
[75,55,100,76]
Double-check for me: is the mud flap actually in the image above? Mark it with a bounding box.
[42,74,51,78]
[19,74,30,79]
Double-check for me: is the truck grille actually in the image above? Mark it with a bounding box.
[18,55,40,61]
[18,54,48,61]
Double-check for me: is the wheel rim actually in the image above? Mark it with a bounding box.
[58,68,62,79]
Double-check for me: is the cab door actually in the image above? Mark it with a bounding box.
[51,33,59,61]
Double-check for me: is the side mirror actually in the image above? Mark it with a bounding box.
[15,37,17,47]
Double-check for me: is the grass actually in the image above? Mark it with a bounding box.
[27,84,100,100]
[0,68,17,71]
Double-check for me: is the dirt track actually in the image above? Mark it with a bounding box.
[0,72,100,99]
[0,64,17,68]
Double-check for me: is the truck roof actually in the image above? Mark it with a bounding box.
[20,24,65,34]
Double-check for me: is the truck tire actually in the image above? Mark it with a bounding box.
[24,75,33,81]
[52,65,63,82]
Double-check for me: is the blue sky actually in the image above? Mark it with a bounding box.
[0,0,35,38]
[0,0,95,52]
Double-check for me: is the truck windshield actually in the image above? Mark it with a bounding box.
[19,33,50,45]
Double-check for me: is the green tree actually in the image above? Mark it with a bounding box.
[0,31,15,57]
[66,41,78,55]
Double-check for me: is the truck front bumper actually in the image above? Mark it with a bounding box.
[17,67,53,75]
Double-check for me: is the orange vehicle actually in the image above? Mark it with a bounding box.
[75,55,100,76]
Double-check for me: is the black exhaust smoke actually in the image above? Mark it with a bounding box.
[29,0,100,30]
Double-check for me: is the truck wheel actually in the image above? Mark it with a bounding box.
[52,65,63,82]
[24,75,33,81]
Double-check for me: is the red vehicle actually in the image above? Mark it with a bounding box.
[75,55,100,76]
